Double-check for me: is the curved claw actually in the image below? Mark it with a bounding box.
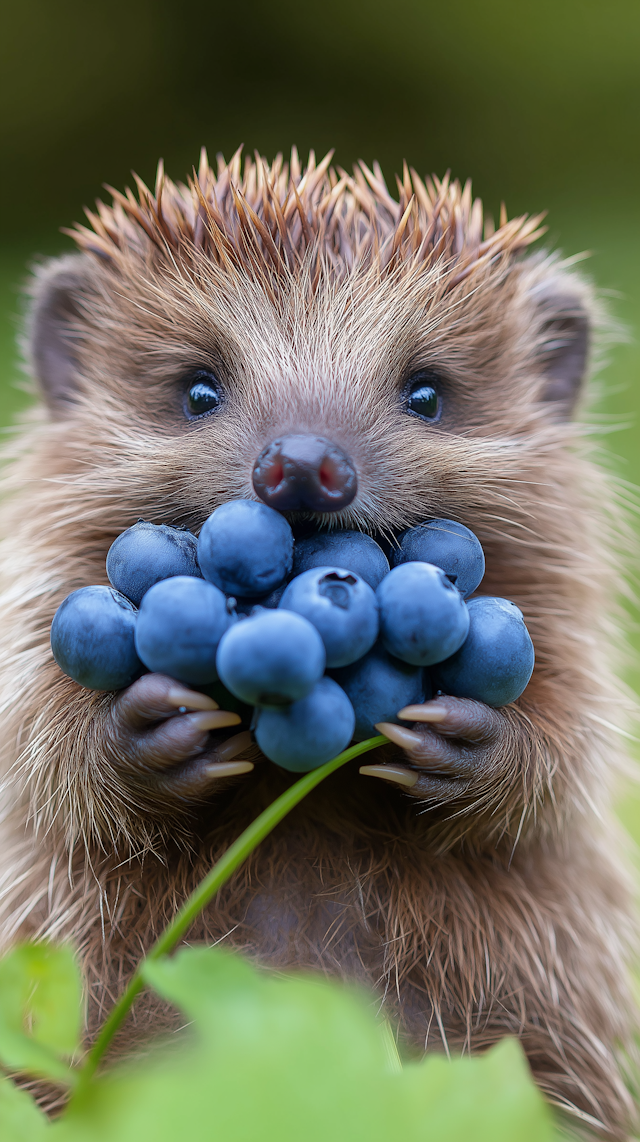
[185,710,242,731]
[203,760,254,779]
[214,730,254,764]
[167,686,219,711]
[397,703,447,723]
[359,764,417,788]
[375,722,422,750]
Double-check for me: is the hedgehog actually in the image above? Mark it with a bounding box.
[0,146,637,1137]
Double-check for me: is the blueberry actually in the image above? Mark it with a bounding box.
[51,585,143,691]
[135,576,235,685]
[432,596,534,707]
[231,583,288,616]
[292,531,389,590]
[279,567,379,668]
[376,562,469,666]
[106,521,201,607]
[331,643,427,741]
[391,519,485,598]
[255,677,355,771]
[198,500,293,597]
[216,609,325,707]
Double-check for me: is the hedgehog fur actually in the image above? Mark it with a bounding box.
[0,148,636,1137]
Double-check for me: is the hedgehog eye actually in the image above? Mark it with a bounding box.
[184,371,223,419]
[403,372,441,422]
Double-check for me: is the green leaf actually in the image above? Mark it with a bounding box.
[0,942,82,1085]
[0,1076,48,1141]
[57,947,557,1142]
[142,943,393,1071]
[402,1038,555,1142]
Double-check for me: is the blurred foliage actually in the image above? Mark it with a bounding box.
[0,944,82,1087]
[0,941,556,1142]
[1,0,640,233]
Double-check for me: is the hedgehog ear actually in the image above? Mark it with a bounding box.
[532,279,591,419]
[27,255,94,414]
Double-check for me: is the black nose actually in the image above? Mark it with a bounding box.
[252,434,358,513]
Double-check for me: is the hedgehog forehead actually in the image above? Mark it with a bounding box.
[105,241,512,399]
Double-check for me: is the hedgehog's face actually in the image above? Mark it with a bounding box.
[184,366,439,514]
[27,156,592,548]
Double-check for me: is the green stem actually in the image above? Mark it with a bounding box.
[79,734,387,1085]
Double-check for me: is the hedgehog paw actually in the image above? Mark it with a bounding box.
[360,696,507,801]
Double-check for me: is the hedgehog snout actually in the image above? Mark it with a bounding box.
[252,434,357,513]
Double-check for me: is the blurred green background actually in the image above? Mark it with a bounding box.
[1,0,640,830]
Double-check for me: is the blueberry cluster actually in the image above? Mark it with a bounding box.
[50,504,534,772]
